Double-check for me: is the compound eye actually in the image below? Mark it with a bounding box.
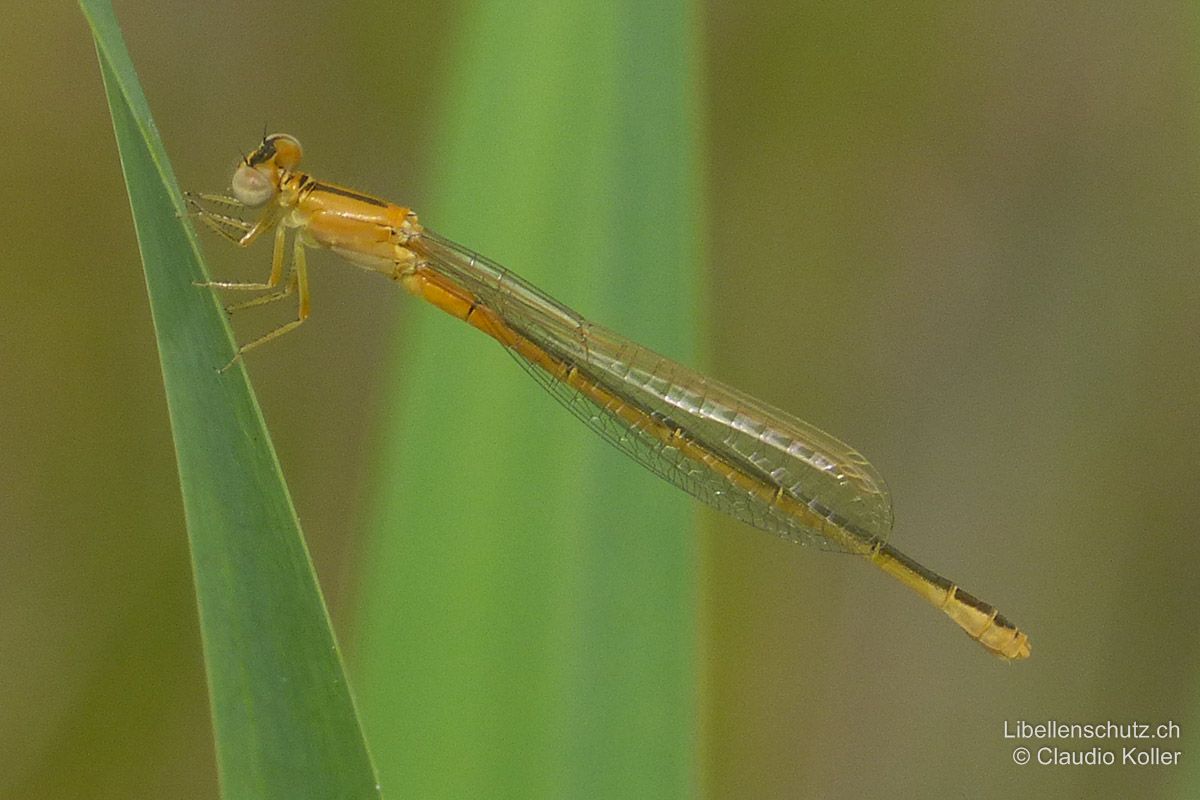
[231,163,275,206]
[266,134,303,169]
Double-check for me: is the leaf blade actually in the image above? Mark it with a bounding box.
[354,2,705,796]
[79,2,381,797]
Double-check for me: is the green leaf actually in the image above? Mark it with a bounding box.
[353,2,705,797]
[78,2,380,797]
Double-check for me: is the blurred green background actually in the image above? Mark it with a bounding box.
[3,2,1199,798]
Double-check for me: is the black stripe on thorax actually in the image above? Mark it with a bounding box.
[309,181,388,207]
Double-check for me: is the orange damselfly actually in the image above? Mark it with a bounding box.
[187,133,1030,661]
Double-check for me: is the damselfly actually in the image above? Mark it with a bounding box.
[188,134,1031,661]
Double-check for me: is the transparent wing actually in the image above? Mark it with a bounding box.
[416,230,894,551]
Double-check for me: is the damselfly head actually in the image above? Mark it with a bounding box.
[231,133,303,207]
[249,133,303,170]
